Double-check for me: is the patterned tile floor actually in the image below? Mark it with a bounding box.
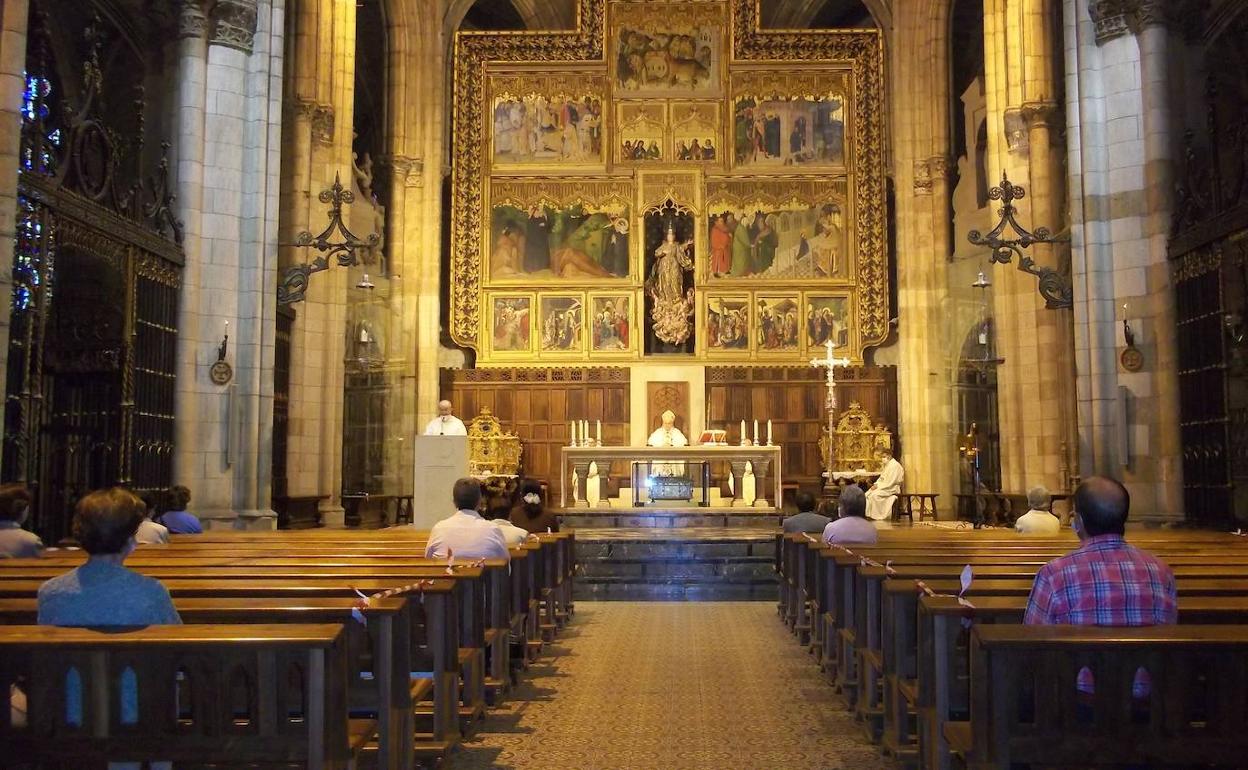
[450,602,899,770]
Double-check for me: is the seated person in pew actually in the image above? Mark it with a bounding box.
[510,478,560,534]
[0,483,40,558]
[487,499,531,547]
[37,487,181,770]
[1024,476,1177,626]
[424,477,510,561]
[822,485,878,545]
[782,490,833,534]
[1014,485,1061,535]
[158,484,203,535]
[39,488,182,626]
[1025,476,1175,704]
[135,490,170,545]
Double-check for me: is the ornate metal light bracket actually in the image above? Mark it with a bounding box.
[277,172,379,304]
[968,174,1073,309]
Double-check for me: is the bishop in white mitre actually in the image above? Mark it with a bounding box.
[865,446,904,520]
[646,410,687,477]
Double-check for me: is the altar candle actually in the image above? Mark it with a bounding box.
[582,420,589,445]
[740,419,746,443]
[753,419,759,444]
[767,420,773,446]
[596,420,602,445]
[570,421,576,445]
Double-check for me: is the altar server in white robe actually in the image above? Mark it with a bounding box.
[865,447,904,521]
[646,410,687,477]
[424,400,468,436]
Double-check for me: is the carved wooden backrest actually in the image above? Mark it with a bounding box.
[468,407,522,476]
[817,402,892,473]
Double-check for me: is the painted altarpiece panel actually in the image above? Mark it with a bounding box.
[703,294,751,354]
[804,293,853,353]
[756,294,802,355]
[730,69,850,171]
[609,1,726,97]
[670,101,722,166]
[487,179,633,283]
[488,70,608,169]
[588,291,637,355]
[617,103,667,164]
[704,177,850,281]
[538,293,587,355]
[487,293,535,357]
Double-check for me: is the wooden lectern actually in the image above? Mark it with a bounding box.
[412,435,467,529]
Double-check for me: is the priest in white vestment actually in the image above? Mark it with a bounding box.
[865,448,904,521]
[424,400,468,436]
[646,410,687,477]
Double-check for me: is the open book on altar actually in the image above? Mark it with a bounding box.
[698,429,728,445]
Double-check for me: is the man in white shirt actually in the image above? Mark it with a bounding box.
[1015,485,1062,535]
[424,400,467,436]
[486,505,531,547]
[424,478,510,560]
[822,485,878,545]
[865,447,904,521]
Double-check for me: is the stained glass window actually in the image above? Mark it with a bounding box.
[20,72,60,177]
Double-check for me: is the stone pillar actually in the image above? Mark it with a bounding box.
[169,0,209,515]
[171,0,280,529]
[281,0,357,527]
[1064,0,1182,520]
[0,0,30,440]
[891,0,956,513]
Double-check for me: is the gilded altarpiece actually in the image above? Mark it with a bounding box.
[452,0,886,365]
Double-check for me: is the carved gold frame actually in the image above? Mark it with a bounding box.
[803,290,855,357]
[452,0,888,360]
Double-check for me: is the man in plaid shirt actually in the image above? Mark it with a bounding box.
[1025,476,1176,702]
[1024,476,1177,626]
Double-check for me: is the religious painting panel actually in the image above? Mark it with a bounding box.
[705,177,849,281]
[617,103,667,164]
[755,294,801,356]
[589,291,636,355]
[642,199,698,354]
[487,293,534,356]
[730,70,849,171]
[704,294,751,354]
[538,293,587,355]
[805,293,852,353]
[488,179,632,282]
[488,70,608,169]
[670,102,722,165]
[610,1,726,97]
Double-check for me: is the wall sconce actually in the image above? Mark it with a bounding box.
[1225,312,1246,345]
[277,172,380,304]
[967,174,1072,309]
[209,320,233,386]
[1120,303,1143,372]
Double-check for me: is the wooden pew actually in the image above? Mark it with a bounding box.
[910,595,1248,770]
[949,624,1248,769]
[0,624,363,770]
[0,596,427,769]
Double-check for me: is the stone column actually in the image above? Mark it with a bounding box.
[169,0,209,514]
[0,0,30,437]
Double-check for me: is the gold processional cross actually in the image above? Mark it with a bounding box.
[810,338,851,484]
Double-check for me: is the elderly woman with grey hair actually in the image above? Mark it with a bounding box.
[1015,485,1062,534]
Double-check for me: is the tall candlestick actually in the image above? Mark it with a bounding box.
[582,420,589,445]
[569,420,576,446]
[596,420,602,446]
[740,419,746,444]
[767,420,773,446]
[753,419,759,445]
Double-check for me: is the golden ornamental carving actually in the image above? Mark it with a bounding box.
[816,401,892,474]
[704,177,847,209]
[490,178,632,211]
[467,407,523,477]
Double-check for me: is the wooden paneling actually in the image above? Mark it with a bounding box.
[646,381,690,433]
[706,366,898,490]
[441,367,630,488]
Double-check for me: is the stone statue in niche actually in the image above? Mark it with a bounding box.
[645,214,695,350]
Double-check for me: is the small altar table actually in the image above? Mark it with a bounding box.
[559,445,782,509]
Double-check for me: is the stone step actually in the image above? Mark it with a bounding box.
[575,542,775,559]
[574,577,778,602]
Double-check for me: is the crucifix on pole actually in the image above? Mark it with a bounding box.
[810,338,851,491]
